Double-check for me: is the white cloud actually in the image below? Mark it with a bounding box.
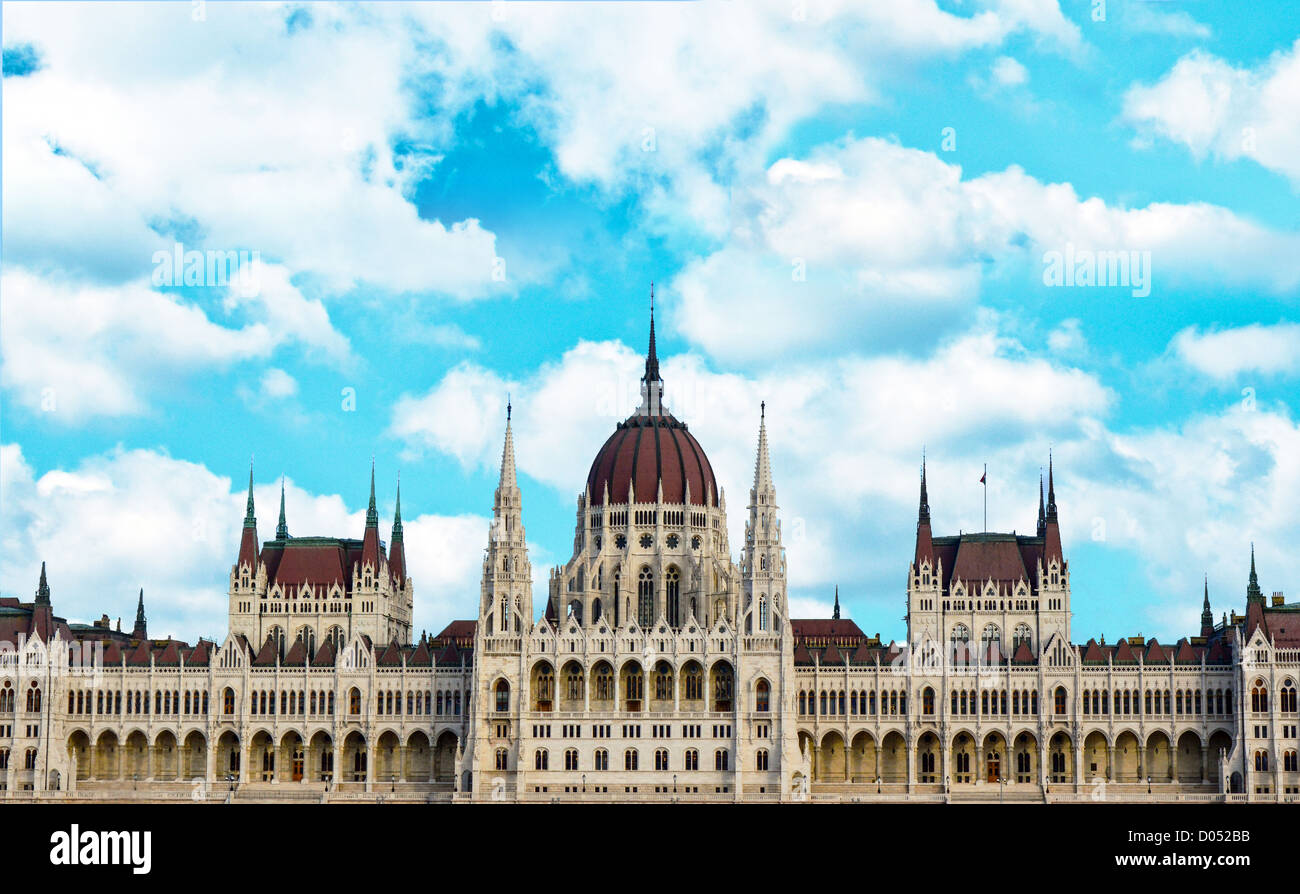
[2,2,504,297]
[260,368,299,400]
[991,55,1029,86]
[402,0,1082,236]
[1172,323,1300,380]
[0,442,492,641]
[1047,318,1087,355]
[1124,5,1211,40]
[0,268,349,422]
[1123,39,1300,184]
[670,136,1300,364]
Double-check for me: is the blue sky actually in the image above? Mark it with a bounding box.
[2,0,1298,645]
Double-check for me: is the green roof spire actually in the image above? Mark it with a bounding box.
[243,459,256,529]
[276,476,289,540]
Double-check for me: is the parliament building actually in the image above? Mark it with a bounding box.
[2,315,1298,803]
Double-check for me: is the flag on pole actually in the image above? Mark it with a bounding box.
[979,471,986,484]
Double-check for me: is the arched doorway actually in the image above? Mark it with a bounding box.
[1012,732,1038,784]
[152,730,178,780]
[916,732,940,784]
[183,731,207,779]
[880,731,906,784]
[1048,732,1073,783]
[1113,731,1140,782]
[950,732,975,785]
[376,730,401,785]
[849,731,877,783]
[982,732,1006,783]
[343,732,368,782]
[309,731,334,783]
[1176,731,1204,783]
[67,731,92,781]
[819,731,845,781]
[1146,731,1172,782]
[93,730,119,780]
[434,731,458,783]
[1083,731,1109,782]
[405,731,431,782]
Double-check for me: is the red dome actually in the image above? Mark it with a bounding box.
[586,413,718,507]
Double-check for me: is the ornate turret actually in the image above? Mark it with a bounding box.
[133,588,147,639]
[389,476,406,586]
[237,461,259,571]
[1246,544,1264,605]
[1043,453,1063,563]
[361,460,380,569]
[276,477,289,540]
[1200,575,1214,638]
[914,457,934,567]
[833,586,841,620]
[35,560,51,606]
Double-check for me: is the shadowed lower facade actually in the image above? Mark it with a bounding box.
[2,315,1298,803]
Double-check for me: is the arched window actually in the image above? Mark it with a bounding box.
[624,749,639,771]
[715,749,729,771]
[0,682,12,713]
[595,664,614,701]
[655,748,669,771]
[653,662,673,701]
[1013,624,1032,652]
[495,748,508,771]
[26,682,41,713]
[758,595,769,631]
[922,686,935,715]
[685,749,699,771]
[756,749,769,771]
[755,679,770,713]
[1054,686,1067,715]
[981,624,1001,652]
[665,567,681,627]
[637,567,654,627]
[1282,681,1297,713]
[565,749,579,771]
[950,624,970,658]
[534,749,548,770]
[594,749,609,771]
[1254,750,1269,772]
[1252,681,1268,713]
[495,680,510,713]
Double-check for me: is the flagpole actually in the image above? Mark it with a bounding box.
[983,463,987,533]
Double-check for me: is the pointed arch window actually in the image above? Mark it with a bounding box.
[665,567,681,627]
[637,567,654,627]
[758,595,769,631]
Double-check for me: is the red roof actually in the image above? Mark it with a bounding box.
[585,413,718,507]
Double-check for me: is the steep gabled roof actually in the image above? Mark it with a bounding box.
[1080,638,1106,663]
[1113,639,1137,663]
[378,639,403,667]
[252,635,279,666]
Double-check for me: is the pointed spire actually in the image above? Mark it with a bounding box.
[35,561,51,606]
[243,459,256,529]
[499,401,518,491]
[832,586,841,620]
[752,402,774,496]
[1201,574,1214,635]
[133,588,147,639]
[644,282,660,384]
[276,476,289,539]
[1247,543,1263,604]
[1045,452,1058,521]
[1037,471,1046,537]
[392,474,404,541]
[366,458,378,528]
[918,455,930,524]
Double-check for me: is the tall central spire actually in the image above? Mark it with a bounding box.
[133,588,147,639]
[1037,471,1046,537]
[636,284,666,417]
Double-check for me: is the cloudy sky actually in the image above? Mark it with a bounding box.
[3,1,1298,645]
